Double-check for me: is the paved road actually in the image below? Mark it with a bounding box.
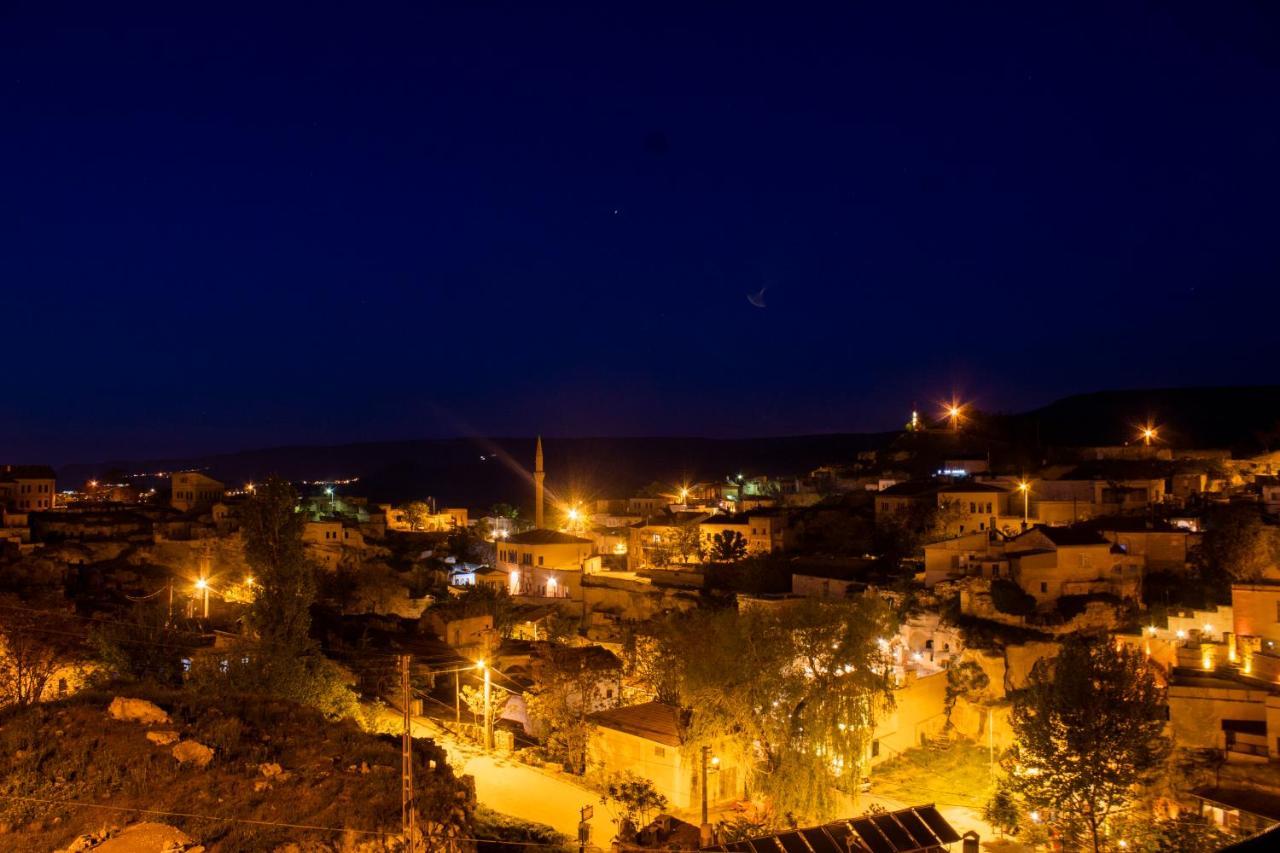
[389,709,599,840]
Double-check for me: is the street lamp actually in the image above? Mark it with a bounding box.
[700,746,720,847]
[325,486,335,509]
[194,577,209,619]
[1017,480,1030,529]
[1140,425,1158,446]
[945,401,963,430]
[476,659,493,751]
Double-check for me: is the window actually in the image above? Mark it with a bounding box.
[654,745,665,757]
[537,556,544,566]
[1040,582,1048,593]
[871,740,880,758]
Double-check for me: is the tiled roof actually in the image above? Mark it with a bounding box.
[587,701,684,747]
[937,482,1009,494]
[877,481,939,497]
[505,528,592,545]
[1029,525,1111,547]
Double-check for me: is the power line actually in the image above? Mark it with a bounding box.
[0,793,645,851]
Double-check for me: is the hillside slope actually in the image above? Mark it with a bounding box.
[0,688,471,852]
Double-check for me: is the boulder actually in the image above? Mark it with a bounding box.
[258,762,282,778]
[94,822,194,852]
[107,697,170,725]
[171,740,214,769]
[146,730,180,746]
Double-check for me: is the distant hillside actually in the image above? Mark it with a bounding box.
[58,433,895,512]
[997,385,1280,450]
[56,386,1280,512]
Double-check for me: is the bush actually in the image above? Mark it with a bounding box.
[1054,592,1120,621]
[990,579,1036,615]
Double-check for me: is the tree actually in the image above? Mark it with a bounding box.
[601,772,669,834]
[403,501,434,531]
[619,622,681,705]
[672,525,704,564]
[525,644,621,774]
[1003,637,1170,852]
[1197,504,1280,585]
[944,659,990,726]
[427,584,517,638]
[709,530,748,562]
[199,476,362,721]
[0,601,83,709]
[983,783,1020,839]
[670,596,897,821]
[460,683,509,736]
[90,600,202,686]
[242,477,313,653]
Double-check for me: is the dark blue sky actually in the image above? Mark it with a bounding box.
[4,3,1278,463]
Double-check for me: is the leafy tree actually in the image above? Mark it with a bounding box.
[1107,814,1233,852]
[89,600,202,686]
[983,783,1020,838]
[524,643,621,774]
[672,524,704,564]
[427,584,518,638]
[619,622,681,705]
[242,477,313,652]
[601,772,669,832]
[1003,637,1170,853]
[403,501,434,531]
[461,683,509,736]
[944,659,990,726]
[489,503,520,521]
[1197,504,1280,585]
[671,596,896,821]
[199,477,362,720]
[0,601,83,709]
[709,530,748,562]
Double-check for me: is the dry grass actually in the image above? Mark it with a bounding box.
[0,685,470,851]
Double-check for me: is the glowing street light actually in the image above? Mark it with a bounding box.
[944,401,964,430]
[699,746,721,847]
[476,659,493,751]
[1139,424,1158,446]
[678,486,690,504]
[194,577,209,619]
[1017,480,1031,527]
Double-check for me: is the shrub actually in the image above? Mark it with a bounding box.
[990,579,1036,615]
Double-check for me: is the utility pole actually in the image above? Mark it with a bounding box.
[578,804,593,853]
[454,670,461,726]
[400,654,416,853]
[482,660,493,751]
[699,746,712,848]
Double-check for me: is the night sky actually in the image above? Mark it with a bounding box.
[4,3,1279,464]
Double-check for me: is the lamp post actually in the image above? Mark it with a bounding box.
[194,577,209,619]
[699,746,720,847]
[478,659,493,751]
[1017,480,1030,529]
